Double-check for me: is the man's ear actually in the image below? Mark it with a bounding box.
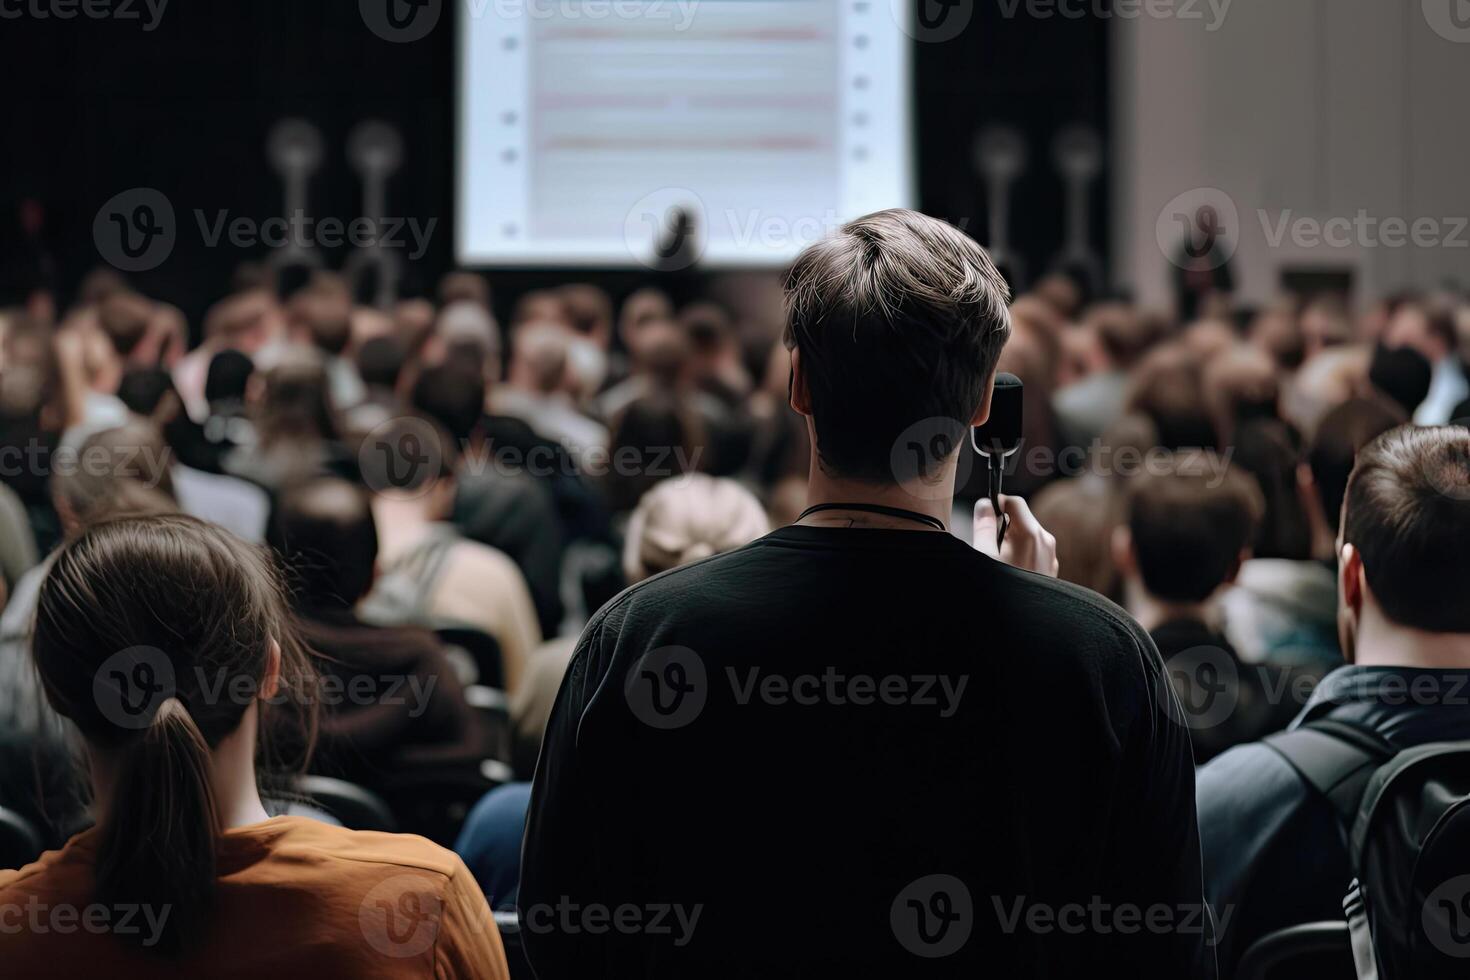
[788,347,812,417]
[969,368,998,427]
[1339,542,1364,616]
[1111,525,1136,578]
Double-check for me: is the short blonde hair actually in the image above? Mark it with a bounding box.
[622,474,771,583]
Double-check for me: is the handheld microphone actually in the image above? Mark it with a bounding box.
[971,373,1024,549]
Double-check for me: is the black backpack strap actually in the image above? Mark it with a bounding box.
[1263,719,1396,827]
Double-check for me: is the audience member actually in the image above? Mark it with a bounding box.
[1198,425,1470,974]
[270,479,493,791]
[521,210,1214,977]
[1116,458,1305,762]
[0,515,509,976]
[357,415,542,694]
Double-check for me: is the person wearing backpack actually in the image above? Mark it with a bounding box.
[1196,425,1470,976]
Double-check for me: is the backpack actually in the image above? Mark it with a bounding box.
[1265,718,1470,978]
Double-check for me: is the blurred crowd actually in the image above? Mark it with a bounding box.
[2,261,1468,793]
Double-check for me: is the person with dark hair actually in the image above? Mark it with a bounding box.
[269,479,492,792]
[521,210,1215,978]
[1367,342,1433,419]
[411,364,566,637]
[1382,300,1467,424]
[357,334,408,392]
[1197,425,1470,975]
[1124,344,1220,452]
[1116,459,1305,762]
[224,349,351,494]
[0,514,509,976]
[599,390,702,516]
[1218,414,1345,671]
[358,414,542,696]
[1300,396,1407,559]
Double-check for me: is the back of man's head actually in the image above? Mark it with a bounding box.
[1343,425,1470,633]
[288,285,353,356]
[97,291,154,359]
[205,348,254,406]
[1369,343,1433,419]
[412,364,486,446]
[1123,460,1263,604]
[783,209,1011,481]
[1307,397,1406,534]
[271,478,379,609]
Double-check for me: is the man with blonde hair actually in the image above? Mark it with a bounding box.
[523,209,1215,978]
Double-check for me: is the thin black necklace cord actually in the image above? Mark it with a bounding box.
[796,502,947,532]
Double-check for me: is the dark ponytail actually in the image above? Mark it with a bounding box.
[94,697,219,953]
[31,514,319,955]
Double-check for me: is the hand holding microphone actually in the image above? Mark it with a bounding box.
[970,372,1058,577]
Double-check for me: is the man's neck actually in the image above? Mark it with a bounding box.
[1125,582,1216,634]
[1354,610,1470,669]
[803,460,954,530]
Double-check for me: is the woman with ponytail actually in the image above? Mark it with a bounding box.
[0,514,508,978]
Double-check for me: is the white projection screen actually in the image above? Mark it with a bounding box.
[457,0,914,268]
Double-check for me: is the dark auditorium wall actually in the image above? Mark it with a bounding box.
[0,1,1109,326]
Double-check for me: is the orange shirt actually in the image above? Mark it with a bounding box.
[0,815,509,979]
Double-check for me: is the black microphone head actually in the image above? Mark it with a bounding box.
[972,372,1024,457]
